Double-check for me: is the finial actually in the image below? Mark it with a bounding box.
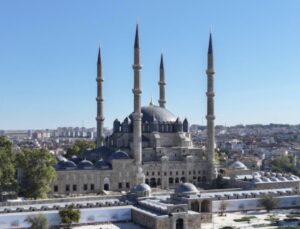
[150,96,153,106]
[134,23,140,49]
[208,32,213,54]
[97,46,101,65]
[160,52,164,69]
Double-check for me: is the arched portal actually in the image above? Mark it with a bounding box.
[103,177,110,191]
[150,178,157,187]
[145,178,149,185]
[176,218,184,229]
[175,177,179,183]
[157,178,161,186]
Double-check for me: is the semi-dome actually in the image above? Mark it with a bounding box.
[77,159,94,170]
[229,160,248,170]
[175,183,198,194]
[56,160,77,170]
[130,105,177,123]
[109,150,130,160]
[95,159,111,170]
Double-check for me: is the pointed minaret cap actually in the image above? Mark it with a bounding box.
[160,53,164,69]
[134,24,140,49]
[208,33,213,54]
[97,46,101,65]
[149,96,154,106]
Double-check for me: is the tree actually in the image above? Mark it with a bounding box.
[0,137,17,196]
[270,155,299,176]
[59,204,80,228]
[211,174,230,189]
[259,194,278,212]
[65,140,96,158]
[18,148,56,199]
[25,214,49,229]
[219,200,228,216]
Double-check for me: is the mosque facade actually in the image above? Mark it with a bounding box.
[52,25,217,195]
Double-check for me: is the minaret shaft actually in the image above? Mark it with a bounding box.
[96,48,104,147]
[158,54,166,108]
[132,25,142,165]
[206,34,216,180]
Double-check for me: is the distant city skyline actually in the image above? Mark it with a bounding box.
[0,0,300,129]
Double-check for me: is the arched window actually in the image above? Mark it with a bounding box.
[198,177,201,182]
[169,177,174,184]
[191,201,200,212]
[145,179,149,185]
[201,200,210,212]
[176,218,184,229]
[175,177,179,183]
[180,177,186,183]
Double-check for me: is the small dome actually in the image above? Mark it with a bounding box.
[229,161,248,170]
[175,183,198,194]
[254,178,262,183]
[130,183,151,197]
[109,150,130,160]
[132,183,151,193]
[56,160,77,170]
[95,159,111,170]
[77,159,94,170]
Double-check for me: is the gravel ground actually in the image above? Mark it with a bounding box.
[202,209,296,229]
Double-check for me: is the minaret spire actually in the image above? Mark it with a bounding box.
[206,32,217,180]
[132,24,142,166]
[158,53,166,108]
[96,47,105,147]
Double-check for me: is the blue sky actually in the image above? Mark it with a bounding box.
[0,0,300,129]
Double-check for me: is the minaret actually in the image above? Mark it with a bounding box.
[206,33,217,180]
[158,53,166,108]
[132,24,142,166]
[96,47,104,147]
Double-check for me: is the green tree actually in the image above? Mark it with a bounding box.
[270,155,299,176]
[0,136,17,195]
[65,140,96,158]
[259,194,278,212]
[18,148,56,199]
[211,174,230,189]
[59,204,80,228]
[25,214,49,229]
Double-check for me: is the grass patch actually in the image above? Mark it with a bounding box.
[233,216,257,222]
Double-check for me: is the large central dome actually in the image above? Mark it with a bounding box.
[140,105,177,123]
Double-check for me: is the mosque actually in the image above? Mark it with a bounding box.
[52,25,217,194]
